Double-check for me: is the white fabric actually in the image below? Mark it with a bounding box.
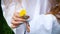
[29,14,60,34]
[1,0,60,34]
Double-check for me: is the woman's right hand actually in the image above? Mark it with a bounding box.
[11,12,30,32]
[11,12,29,28]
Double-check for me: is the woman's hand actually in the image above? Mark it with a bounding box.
[11,12,29,28]
[11,12,30,32]
[11,12,25,28]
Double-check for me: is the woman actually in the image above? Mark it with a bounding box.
[1,0,51,34]
[11,0,60,34]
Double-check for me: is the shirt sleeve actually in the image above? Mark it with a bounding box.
[51,15,60,34]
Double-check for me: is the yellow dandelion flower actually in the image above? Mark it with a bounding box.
[19,8,26,17]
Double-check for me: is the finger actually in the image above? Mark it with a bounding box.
[26,24,30,32]
[13,12,30,18]
[11,19,25,25]
[11,19,21,25]
[12,16,26,21]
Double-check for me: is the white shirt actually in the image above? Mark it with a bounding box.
[29,14,60,34]
[1,0,55,34]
